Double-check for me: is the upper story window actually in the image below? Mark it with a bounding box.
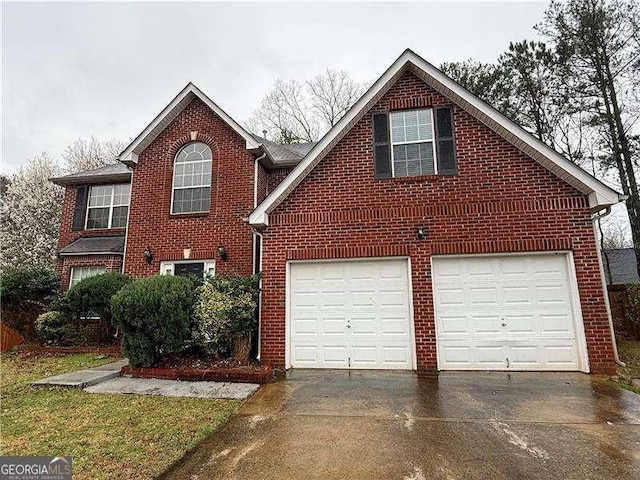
[171,142,212,214]
[390,109,435,177]
[373,106,456,179]
[86,184,130,229]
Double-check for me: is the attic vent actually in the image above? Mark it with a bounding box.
[389,95,432,110]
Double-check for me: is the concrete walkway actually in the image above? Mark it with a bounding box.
[85,377,259,399]
[31,359,128,388]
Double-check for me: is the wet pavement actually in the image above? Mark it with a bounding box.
[161,370,640,480]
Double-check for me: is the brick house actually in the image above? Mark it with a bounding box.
[52,50,623,374]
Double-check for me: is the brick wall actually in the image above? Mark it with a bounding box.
[56,185,127,288]
[123,98,256,277]
[259,71,616,374]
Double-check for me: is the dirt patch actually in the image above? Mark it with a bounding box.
[122,354,273,384]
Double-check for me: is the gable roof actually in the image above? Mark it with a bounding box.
[249,49,622,227]
[50,162,131,186]
[118,83,261,165]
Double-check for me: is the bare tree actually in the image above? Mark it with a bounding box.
[600,212,634,249]
[539,0,640,274]
[247,69,365,144]
[62,136,127,173]
[0,153,64,269]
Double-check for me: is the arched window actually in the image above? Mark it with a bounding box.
[171,142,212,214]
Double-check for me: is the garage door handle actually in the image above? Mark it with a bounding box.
[347,324,352,329]
[501,323,507,327]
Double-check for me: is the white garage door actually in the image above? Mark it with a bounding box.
[432,253,588,372]
[288,259,414,369]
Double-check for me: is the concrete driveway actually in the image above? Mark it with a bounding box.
[162,370,640,480]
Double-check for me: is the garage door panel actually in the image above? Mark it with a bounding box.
[474,315,501,335]
[380,346,412,366]
[379,318,410,335]
[433,254,586,371]
[504,314,535,334]
[292,346,318,365]
[503,286,532,305]
[437,287,465,306]
[470,287,498,305]
[539,314,575,336]
[290,259,413,369]
[378,289,408,307]
[351,290,375,307]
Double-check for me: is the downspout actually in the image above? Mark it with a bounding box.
[120,162,134,275]
[253,151,267,361]
[592,206,625,367]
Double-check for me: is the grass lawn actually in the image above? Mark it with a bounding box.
[615,338,640,395]
[1,351,240,479]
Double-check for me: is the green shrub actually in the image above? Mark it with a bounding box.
[0,266,60,341]
[111,275,195,367]
[193,274,259,356]
[35,311,86,346]
[65,272,133,343]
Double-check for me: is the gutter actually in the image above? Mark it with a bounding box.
[591,206,625,368]
[252,150,267,362]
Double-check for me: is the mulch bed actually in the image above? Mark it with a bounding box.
[14,345,122,358]
[121,353,274,384]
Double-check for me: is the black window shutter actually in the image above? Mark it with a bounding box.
[72,185,89,231]
[435,106,457,175]
[373,113,392,179]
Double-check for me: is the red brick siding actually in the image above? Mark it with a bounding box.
[267,167,293,193]
[55,184,127,289]
[256,163,269,204]
[59,255,123,291]
[259,71,615,374]
[123,98,256,277]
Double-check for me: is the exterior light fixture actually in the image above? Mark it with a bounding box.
[218,245,228,262]
[143,247,153,265]
[416,227,426,240]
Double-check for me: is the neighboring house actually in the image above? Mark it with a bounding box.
[602,248,640,286]
[52,49,624,374]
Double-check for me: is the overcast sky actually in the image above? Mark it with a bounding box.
[2,1,550,175]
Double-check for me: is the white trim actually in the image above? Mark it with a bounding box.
[565,250,591,373]
[118,83,260,164]
[169,143,213,215]
[85,184,130,230]
[389,108,437,177]
[406,256,418,370]
[159,259,216,277]
[249,49,620,227]
[285,256,416,370]
[430,251,590,373]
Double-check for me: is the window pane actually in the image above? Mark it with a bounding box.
[393,142,434,177]
[390,109,432,144]
[113,184,130,206]
[87,208,109,229]
[70,266,106,288]
[172,187,210,213]
[175,142,212,163]
[111,206,128,228]
[88,185,112,207]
